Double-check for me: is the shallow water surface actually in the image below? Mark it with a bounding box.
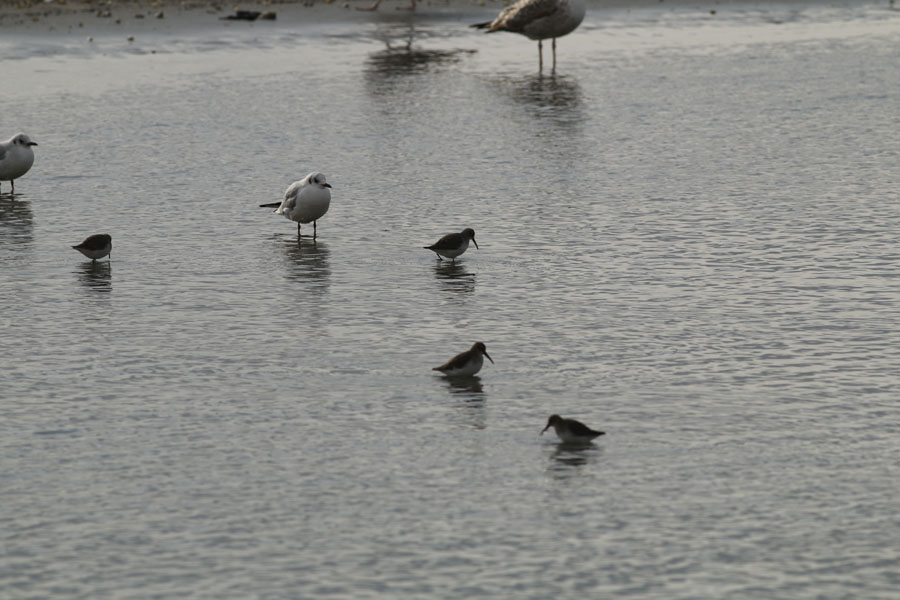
[2,2,900,597]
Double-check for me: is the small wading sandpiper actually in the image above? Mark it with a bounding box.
[72,234,112,262]
[433,342,494,377]
[541,414,605,444]
[424,228,478,262]
[260,172,332,239]
[0,133,38,194]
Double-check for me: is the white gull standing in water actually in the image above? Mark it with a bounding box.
[471,0,585,73]
[260,172,332,239]
[0,133,38,194]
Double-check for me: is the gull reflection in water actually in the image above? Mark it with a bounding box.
[366,45,476,78]
[487,73,585,128]
[76,260,112,293]
[279,236,331,291]
[364,21,476,84]
[432,260,476,294]
[0,195,34,252]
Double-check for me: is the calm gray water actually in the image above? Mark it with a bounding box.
[2,1,900,597]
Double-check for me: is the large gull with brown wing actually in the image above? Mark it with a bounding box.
[471,0,585,72]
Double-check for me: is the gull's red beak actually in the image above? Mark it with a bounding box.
[28,142,38,146]
[323,183,332,188]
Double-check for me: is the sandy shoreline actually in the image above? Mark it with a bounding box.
[0,0,487,25]
[0,0,524,35]
[0,0,886,34]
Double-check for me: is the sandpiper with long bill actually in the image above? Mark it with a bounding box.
[424,228,478,262]
[541,414,605,444]
[432,342,494,377]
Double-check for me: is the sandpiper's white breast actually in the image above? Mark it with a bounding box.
[554,425,588,444]
[75,242,112,260]
[441,353,484,376]
[439,238,470,259]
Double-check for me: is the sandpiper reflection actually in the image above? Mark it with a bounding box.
[432,260,476,294]
[76,260,112,293]
[451,392,487,430]
[547,442,602,473]
[443,374,485,398]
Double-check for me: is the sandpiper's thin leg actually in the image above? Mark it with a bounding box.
[313,220,317,239]
[538,40,543,73]
[10,180,14,194]
[435,253,443,261]
[297,222,302,237]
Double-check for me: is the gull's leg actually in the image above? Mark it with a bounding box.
[313,220,317,240]
[538,40,543,73]
[552,38,557,72]
[297,222,302,237]
[10,179,14,194]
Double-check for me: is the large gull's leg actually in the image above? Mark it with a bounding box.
[552,38,557,72]
[538,40,543,73]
